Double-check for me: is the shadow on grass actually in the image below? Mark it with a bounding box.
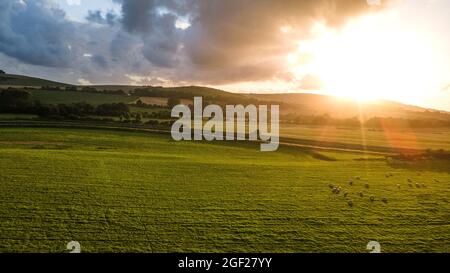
[386,158,450,174]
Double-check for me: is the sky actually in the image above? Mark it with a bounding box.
[0,0,449,110]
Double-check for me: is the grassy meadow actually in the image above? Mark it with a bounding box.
[280,124,450,151]
[29,90,138,106]
[0,127,449,252]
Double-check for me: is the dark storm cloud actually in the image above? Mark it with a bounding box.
[119,0,155,33]
[113,0,186,68]
[141,13,182,68]
[0,0,77,67]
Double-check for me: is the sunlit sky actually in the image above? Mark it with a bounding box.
[1,0,449,110]
[217,1,450,110]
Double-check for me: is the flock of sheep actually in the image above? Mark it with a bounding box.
[328,173,431,207]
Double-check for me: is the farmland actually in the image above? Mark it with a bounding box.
[28,90,137,106]
[0,127,449,252]
[280,124,450,151]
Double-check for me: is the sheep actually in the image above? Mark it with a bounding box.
[364,183,370,189]
[332,187,341,194]
[408,183,413,188]
[359,192,364,198]
[407,178,412,183]
[356,176,361,180]
[382,197,388,203]
[370,196,375,202]
[344,191,348,197]
[349,180,353,186]
[415,183,421,188]
[328,184,335,189]
[434,179,439,183]
[347,200,354,207]
[396,184,401,189]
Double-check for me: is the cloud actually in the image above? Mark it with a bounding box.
[182,0,380,84]
[442,84,450,92]
[78,78,91,85]
[0,0,388,87]
[299,74,324,90]
[119,0,155,33]
[0,0,78,67]
[86,10,118,26]
[91,54,108,69]
[66,0,81,6]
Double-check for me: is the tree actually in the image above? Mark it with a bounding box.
[136,99,144,106]
[135,112,142,123]
[0,89,31,111]
[0,70,5,74]
[167,97,181,108]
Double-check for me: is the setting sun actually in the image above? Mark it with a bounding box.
[288,12,439,103]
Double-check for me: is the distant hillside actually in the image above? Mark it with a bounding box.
[250,93,450,120]
[1,72,448,121]
[0,73,72,87]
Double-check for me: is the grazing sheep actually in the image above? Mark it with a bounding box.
[370,196,375,202]
[421,183,426,188]
[407,178,412,182]
[347,200,353,207]
[356,176,361,180]
[359,192,364,198]
[415,183,421,188]
[396,184,401,189]
[344,192,348,197]
[328,184,334,189]
[434,179,439,183]
[349,180,353,186]
[382,197,388,203]
[332,187,341,194]
[408,183,413,188]
[365,183,370,189]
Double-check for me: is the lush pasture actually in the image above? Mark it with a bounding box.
[0,128,449,252]
[280,124,450,151]
[29,90,137,106]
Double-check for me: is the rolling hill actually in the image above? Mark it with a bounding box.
[1,72,449,120]
[0,73,73,87]
[250,93,450,120]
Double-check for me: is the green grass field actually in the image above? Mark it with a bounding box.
[29,90,137,106]
[280,124,450,151]
[0,127,449,252]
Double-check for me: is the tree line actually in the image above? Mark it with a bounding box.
[281,113,450,128]
[0,88,129,118]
